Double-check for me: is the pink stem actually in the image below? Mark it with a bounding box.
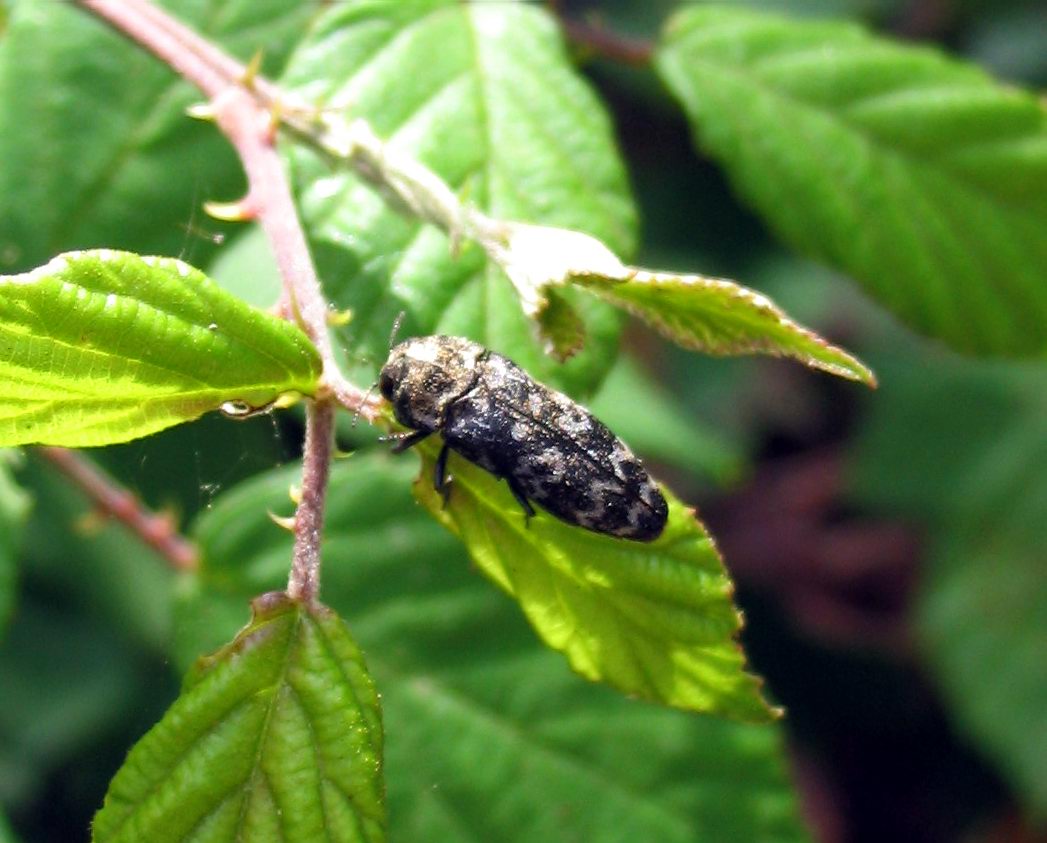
[287,401,334,602]
[38,447,199,572]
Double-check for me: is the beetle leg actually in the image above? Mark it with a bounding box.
[505,477,536,525]
[434,442,453,506]
[383,429,431,453]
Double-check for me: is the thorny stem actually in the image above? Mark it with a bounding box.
[73,0,384,601]
[207,88,345,601]
[37,447,199,572]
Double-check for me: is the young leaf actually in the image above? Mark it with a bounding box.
[93,592,384,843]
[282,0,636,394]
[0,450,29,634]
[657,7,1047,357]
[492,222,873,383]
[185,455,811,843]
[0,250,321,447]
[409,441,778,723]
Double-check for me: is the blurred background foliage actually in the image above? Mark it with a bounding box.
[1,0,1046,841]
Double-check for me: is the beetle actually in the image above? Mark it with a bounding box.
[379,335,668,541]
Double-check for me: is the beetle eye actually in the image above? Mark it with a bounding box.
[378,369,396,400]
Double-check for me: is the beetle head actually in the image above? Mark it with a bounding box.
[380,336,484,432]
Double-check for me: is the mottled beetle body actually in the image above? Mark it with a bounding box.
[380,335,668,541]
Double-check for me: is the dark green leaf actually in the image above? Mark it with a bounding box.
[0,598,145,809]
[0,251,321,447]
[850,354,1047,815]
[0,450,28,634]
[0,0,316,272]
[657,7,1047,356]
[0,810,17,843]
[185,454,810,842]
[19,449,175,651]
[93,593,384,843]
[282,0,637,394]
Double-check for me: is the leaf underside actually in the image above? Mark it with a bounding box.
[574,267,876,385]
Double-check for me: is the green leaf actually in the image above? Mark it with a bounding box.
[0,596,146,810]
[0,450,29,634]
[921,446,1047,818]
[283,0,636,394]
[410,440,777,722]
[93,593,384,843]
[482,221,872,382]
[0,810,18,843]
[657,7,1047,357]
[184,454,811,842]
[572,263,875,385]
[20,449,175,650]
[0,0,316,272]
[0,250,321,447]
[850,354,1047,816]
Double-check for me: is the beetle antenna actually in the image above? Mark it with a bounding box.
[388,310,406,350]
[350,381,378,428]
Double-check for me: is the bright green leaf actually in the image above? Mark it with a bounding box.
[0,0,316,272]
[282,0,636,394]
[410,440,778,722]
[93,593,384,843]
[657,7,1047,356]
[184,455,810,842]
[0,250,321,447]
[0,450,29,634]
